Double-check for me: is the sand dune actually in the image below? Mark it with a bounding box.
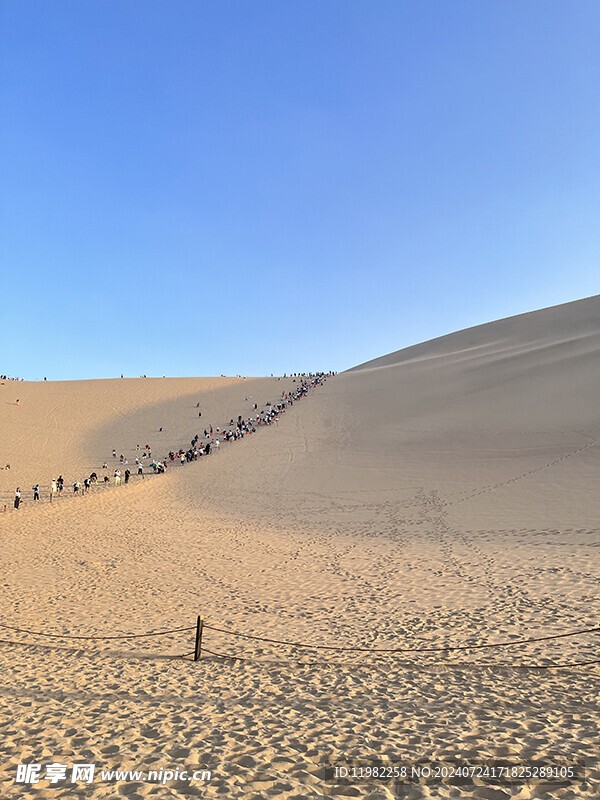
[0,375,286,507]
[0,297,599,798]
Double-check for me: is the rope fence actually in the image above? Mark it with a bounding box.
[0,621,194,641]
[201,647,600,670]
[0,615,598,671]
[202,622,600,654]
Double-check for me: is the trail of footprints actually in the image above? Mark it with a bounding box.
[446,431,600,506]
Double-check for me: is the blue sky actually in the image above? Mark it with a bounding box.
[1,0,599,379]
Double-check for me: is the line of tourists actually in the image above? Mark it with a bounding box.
[7,372,331,510]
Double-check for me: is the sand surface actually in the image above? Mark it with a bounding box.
[1,296,599,799]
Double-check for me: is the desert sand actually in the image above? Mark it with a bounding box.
[0,296,599,799]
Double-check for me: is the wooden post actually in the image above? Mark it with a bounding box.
[194,615,204,661]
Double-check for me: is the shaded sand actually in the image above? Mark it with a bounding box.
[1,296,599,798]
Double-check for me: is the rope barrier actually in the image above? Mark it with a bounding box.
[202,622,600,654]
[198,646,600,671]
[0,617,598,671]
[1,634,597,671]
[1,616,597,652]
[0,622,194,640]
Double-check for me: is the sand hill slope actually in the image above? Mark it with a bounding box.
[0,376,291,508]
[177,294,600,531]
[0,297,599,799]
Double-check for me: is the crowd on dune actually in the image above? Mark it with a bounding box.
[7,373,332,511]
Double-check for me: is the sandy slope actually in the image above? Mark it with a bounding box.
[0,296,599,799]
[0,376,287,508]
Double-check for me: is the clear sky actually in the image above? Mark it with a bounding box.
[1,0,599,380]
